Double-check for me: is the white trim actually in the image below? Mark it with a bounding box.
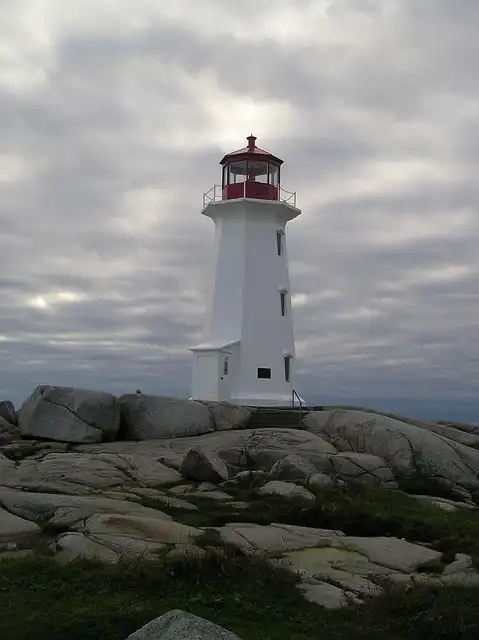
[190,339,240,352]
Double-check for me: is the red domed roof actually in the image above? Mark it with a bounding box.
[220,135,283,166]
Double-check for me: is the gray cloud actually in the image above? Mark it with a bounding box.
[0,0,477,422]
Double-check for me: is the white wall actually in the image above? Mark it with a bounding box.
[201,210,246,345]
[199,198,302,406]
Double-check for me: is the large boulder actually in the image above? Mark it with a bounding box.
[202,402,252,431]
[180,448,230,483]
[0,488,178,525]
[0,417,20,444]
[126,610,242,640]
[0,400,16,425]
[269,454,325,481]
[305,409,479,497]
[120,394,214,440]
[19,386,120,444]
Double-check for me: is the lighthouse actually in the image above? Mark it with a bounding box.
[190,135,303,407]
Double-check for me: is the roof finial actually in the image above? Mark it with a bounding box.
[247,134,257,150]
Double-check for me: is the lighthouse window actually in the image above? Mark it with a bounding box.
[257,367,271,379]
[223,357,229,375]
[246,160,268,183]
[269,163,279,187]
[276,231,283,256]
[228,160,247,185]
[284,356,291,383]
[280,291,287,316]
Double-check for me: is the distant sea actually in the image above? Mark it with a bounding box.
[304,395,479,425]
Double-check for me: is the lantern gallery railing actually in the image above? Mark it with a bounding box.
[203,184,297,209]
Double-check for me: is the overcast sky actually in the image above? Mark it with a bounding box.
[0,0,477,421]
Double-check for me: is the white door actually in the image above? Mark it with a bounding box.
[195,354,219,401]
[218,354,231,402]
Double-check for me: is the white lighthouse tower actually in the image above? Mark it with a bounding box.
[190,135,303,407]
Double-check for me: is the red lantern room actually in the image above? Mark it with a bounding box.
[220,135,283,201]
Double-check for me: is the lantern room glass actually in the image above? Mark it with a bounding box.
[226,160,247,186]
[268,163,280,187]
[223,160,280,188]
[246,160,268,183]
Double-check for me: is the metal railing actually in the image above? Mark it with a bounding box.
[291,388,303,427]
[203,184,297,209]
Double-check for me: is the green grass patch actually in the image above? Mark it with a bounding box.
[3,480,479,638]
[2,554,479,640]
[141,482,479,564]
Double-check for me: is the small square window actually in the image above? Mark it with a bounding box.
[257,367,271,379]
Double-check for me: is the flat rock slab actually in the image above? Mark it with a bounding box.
[0,507,41,542]
[0,488,174,524]
[88,533,167,557]
[281,548,382,596]
[328,555,401,577]
[100,491,143,503]
[1,452,183,495]
[217,522,343,555]
[188,490,232,501]
[257,481,316,502]
[146,496,199,511]
[75,442,185,470]
[413,495,476,512]
[298,582,348,609]
[56,532,120,563]
[2,453,126,491]
[76,513,202,545]
[125,609,243,640]
[337,536,444,573]
[57,531,167,561]
[97,453,183,487]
